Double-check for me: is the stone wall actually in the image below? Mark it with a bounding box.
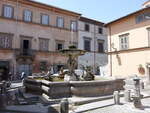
[24,79,124,98]
[70,79,124,97]
[24,79,42,95]
[42,81,71,99]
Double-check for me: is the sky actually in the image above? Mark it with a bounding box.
[34,0,147,23]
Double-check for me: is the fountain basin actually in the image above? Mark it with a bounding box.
[24,78,124,99]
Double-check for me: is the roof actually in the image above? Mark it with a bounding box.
[12,0,81,17]
[80,17,104,26]
[105,7,150,27]
[143,0,150,6]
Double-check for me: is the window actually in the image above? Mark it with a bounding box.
[71,21,77,31]
[23,10,32,22]
[84,37,91,51]
[0,33,13,48]
[22,39,30,55]
[56,42,64,50]
[41,14,49,25]
[39,38,49,51]
[136,12,150,23]
[85,24,90,31]
[3,5,13,18]
[144,12,150,20]
[98,27,103,34]
[20,36,32,55]
[98,40,104,53]
[119,34,129,50]
[147,28,150,46]
[136,14,144,23]
[57,17,64,28]
[145,4,150,8]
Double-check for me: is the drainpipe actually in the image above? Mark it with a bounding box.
[77,15,81,69]
[94,25,96,74]
[109,26,112,76]
[13,0,19,79]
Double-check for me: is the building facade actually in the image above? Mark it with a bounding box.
[78,17,108,76]
[106,1,150,82]
[0,0,80,79]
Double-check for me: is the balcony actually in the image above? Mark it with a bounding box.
[15,49,35,61]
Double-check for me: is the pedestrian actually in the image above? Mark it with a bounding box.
[21,72,26,80]
[8,72,12,81]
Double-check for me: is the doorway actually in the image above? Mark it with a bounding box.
[18,64,32,77]
[0,61,9,81]
[23,40,30,55]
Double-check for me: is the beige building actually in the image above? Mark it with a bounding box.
[106,0,150,82]
[0,0,80,79]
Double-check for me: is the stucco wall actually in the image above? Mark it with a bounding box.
[107,8,150,79]
[0,0,79,76]
[0,0,78,51]
[110,50,150,78]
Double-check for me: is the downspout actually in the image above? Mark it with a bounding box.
[77,15,81,69]
[94,24,96,74]
[109,26,112,76]
[14,0,19,78]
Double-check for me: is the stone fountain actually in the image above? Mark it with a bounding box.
[59,23,96,81]
[60,45,86,81]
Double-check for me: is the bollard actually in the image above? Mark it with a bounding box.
[60,98,69,113]
[1,81,7,94]
[133,76,141,97]
[0,94,7,109]
[113,91,120,105]
[141,82,144,89]
[132,76,143,109]
[133,96,142,109]
[124,90,131,102]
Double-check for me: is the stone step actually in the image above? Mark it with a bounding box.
[40,93,61,104]
[69,93,124,106]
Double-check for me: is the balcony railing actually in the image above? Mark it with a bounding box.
[21,49,33,56]
[15,49,35,60]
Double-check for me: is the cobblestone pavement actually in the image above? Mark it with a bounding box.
[82,98,150,113]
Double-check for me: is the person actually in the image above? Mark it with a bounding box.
[0,71,2,81]
[8,72,12,81]
[21,72,26,80]
[45,71,51,77]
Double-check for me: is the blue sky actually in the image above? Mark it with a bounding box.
[34,0,147,23]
